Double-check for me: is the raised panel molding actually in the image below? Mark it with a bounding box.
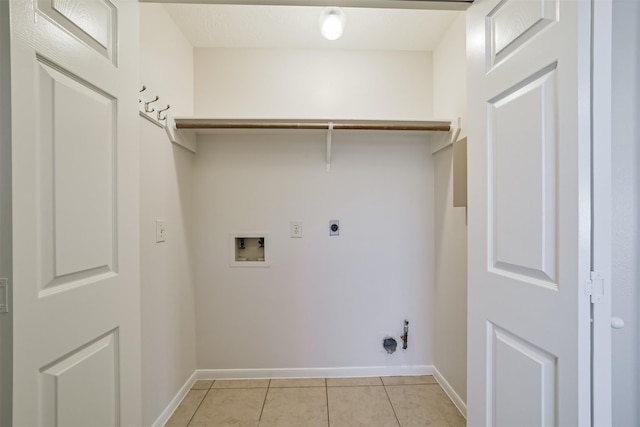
[486,0,558,69]
[488,64,557,288]
[487,323,556,427]
[36,57,117,297]
[36,0,117,64]
[40,330,120,427]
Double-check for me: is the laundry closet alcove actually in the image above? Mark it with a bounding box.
[138,4,468,426]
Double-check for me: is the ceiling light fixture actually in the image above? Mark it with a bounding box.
[319,7,346,41]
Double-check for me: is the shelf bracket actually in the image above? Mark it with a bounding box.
[431,117,461,155]
[166,116,197,153]
[450,117,461,146]
[326,121,333,172]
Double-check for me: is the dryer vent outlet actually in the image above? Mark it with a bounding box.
[383,337,397,354]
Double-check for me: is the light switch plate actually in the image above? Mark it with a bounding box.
[0,278,8,313]
[156,220,166,243]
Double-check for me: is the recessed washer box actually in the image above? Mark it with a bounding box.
[230,233,270,267]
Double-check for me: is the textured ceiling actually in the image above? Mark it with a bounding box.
[163,4,461,51]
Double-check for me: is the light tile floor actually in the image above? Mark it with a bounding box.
[165,376,466,427]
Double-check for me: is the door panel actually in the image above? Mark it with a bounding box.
[467,0,592,425]
[37,58,116,295]
[487,0,558,68]
[489,323,556,427]
[490,64,557,285]
[40,331,119,427]
[35,0,116,63]
[10,0,140,425]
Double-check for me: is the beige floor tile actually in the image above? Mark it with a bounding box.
[269,378,325,388]
[189,388,267,427]
[327,377,383,387]
[328,386,399,427]
[259,387,328,427]
[381,375,438,386]
[211,379,270,389]
[164,389,207,427]
[386,385,465,427]
[192,380,214,390]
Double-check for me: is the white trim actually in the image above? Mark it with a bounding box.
[591,0,613,424]
[139,110,165,129]
[195,365,433,380]
[433,366,467,419]
[150,370,198,427]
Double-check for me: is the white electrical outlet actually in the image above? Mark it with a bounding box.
[156,220,166,242]
[290,221,302,238]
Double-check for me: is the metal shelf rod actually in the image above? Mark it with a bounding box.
[174,118,451,132]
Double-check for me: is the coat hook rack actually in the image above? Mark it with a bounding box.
[138,85,146,103]
[144,96,159,113]
[138,85,169,129]
[157,105,170,121]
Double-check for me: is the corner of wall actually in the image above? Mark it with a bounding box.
[431,10,468,404]
[433,13,467,139]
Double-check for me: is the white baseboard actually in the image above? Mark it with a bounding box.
[195,365,433,380]
[432,366,467,419]
[151,370,198,427]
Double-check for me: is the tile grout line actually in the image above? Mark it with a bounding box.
[325,378,330,427]
[382,380,402,427]
[184,382,214,427]
[257,379,271,424]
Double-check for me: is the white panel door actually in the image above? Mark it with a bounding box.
[9,0,141,425]
[466,0,592,425]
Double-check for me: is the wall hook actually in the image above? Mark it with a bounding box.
[139,85,147,103]
[157,105,170,121]
[144,95,159,113]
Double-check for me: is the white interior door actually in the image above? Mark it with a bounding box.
[9,0,141,425]
[466,0,592,425]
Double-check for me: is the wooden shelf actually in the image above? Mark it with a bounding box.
[167,117,460,167]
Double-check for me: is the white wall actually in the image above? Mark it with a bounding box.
[192,131,435,372]
[612,1,640,425]
[0,0,12,425]
[139,5,197,426]
[190,47,438,372]
[433,14,467,140]
[431,14,467,404]
[194,48,433,120]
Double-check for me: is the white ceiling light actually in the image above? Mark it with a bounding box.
[319,7,346,41]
